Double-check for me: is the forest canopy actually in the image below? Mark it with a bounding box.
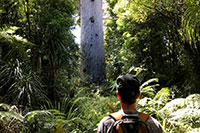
[0,0,200,132]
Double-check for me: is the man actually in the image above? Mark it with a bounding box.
[97,74,164,133]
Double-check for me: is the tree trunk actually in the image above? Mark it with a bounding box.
[80,0,106,84]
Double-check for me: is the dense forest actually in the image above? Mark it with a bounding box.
[0,0,200,132]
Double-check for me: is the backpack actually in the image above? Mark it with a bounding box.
[109,111,149,133]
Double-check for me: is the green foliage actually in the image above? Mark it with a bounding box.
[24,110,53,132]
[0,90,119,132]
[63,85,120,132]
[0,103,24,133]
[104,0,200,96]
[0,27,47,108]
[1,86,200,132]
[0,0,78,108]
[0,26,33,60]
[137,87,171,116]
[153,88,171,106]
[158,94,200,132]
[137,87,200,132]
[1,0,200,132]
[140,78,158,98]
[182,0,200,45]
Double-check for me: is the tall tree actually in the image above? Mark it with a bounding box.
[80,0,106,84]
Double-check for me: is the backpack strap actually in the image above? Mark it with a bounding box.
[109,111,123,132]
[138,112,149,133]
[109,111,123,121]
[109,111,150,133]
[109,111,149,122]
[138,112,149,123]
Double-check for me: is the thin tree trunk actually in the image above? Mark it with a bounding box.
[80,0,106,84]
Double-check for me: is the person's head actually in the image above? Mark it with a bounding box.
[116,74,140,105]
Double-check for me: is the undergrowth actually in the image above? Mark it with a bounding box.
[0,86,200,132]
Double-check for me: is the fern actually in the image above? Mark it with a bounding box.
[23,110,55,132]
[140,78,159,98]
[153,87,171,108]
[0,103,10,111]
[182,3,200,46]
[0,104,24,133]
[158,94,200,132]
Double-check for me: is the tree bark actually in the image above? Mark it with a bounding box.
[80,0,106,84]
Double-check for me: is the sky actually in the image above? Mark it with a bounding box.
[72,24,81,45]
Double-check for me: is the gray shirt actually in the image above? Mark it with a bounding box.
[97,110,164,133]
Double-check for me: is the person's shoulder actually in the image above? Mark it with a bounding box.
[146,116,164,133]
[146,116,161,126]
[97,115,116,133]
[99,115,115,125]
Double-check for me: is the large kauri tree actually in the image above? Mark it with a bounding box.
[80,0,106,84]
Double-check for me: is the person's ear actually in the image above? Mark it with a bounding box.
[137,92,141,99]
[117,92,121,101]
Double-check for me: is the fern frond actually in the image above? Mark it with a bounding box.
[153,87,170,102]
[0,111,24,122]
[158,94,200,131]
[140,78,159,89]
[24,110,52,120]
[0,103,11,111]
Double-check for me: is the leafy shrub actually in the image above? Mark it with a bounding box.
[1,83,200,133]
[137,87,171,116]
[158,94,200,132]
[0,27,48,108]
[69,88,119,132]
[0,103,24,133]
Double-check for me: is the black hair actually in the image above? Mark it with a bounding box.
[116,74,140,104]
